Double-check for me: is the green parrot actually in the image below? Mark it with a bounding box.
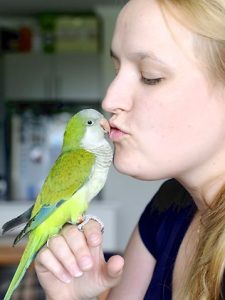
[2,108,113,300]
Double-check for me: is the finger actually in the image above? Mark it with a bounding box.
[35,247,72,283]
[61,225,94,271]
[82,220,103,247]
[103,255,124,288]
[46,235,83,278]
[107,255,124,278]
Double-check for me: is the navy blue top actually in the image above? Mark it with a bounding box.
[138,179,196,300]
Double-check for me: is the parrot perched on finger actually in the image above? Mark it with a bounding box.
[2,108,113,300]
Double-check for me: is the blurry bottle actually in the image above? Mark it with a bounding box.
[19,26,32,52]
[39,13,56,53]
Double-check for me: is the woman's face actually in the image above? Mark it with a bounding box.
[102,0,225,183]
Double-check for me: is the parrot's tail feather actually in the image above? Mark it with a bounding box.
[13,223,32,246]
[3,233,46,300]
[2,205,33,235]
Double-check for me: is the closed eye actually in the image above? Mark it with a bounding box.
[141,77,164,85]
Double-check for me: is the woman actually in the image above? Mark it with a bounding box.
[35,0,225,299]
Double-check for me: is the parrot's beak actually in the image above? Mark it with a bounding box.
[100,118,111,134]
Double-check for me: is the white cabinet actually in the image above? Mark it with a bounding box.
[4,53,101,101]
[55,54,101,100]
[4,54,51,100]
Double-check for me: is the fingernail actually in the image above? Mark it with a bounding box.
[80,256,93,270]
[70,264,83,277]
[62,274,72,283]
[74,270,83,278]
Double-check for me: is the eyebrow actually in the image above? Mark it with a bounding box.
[110,48,170,68]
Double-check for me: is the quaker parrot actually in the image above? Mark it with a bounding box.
[2,108,113,300]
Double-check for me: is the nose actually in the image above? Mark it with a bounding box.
[102,73,133,114]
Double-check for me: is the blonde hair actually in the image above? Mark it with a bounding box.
[158,0,225,84]
[157,1,225,299]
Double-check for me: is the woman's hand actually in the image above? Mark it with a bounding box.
[35,221,124,300]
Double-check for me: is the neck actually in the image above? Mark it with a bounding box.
[177,173,225,213]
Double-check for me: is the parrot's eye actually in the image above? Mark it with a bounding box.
[87,120,94,126]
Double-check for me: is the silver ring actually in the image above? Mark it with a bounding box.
[77,214,104,233]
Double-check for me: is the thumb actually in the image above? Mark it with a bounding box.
[103,255,124,288]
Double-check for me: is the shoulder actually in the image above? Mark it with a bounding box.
[138,179,195,258]
[139,179,192,229]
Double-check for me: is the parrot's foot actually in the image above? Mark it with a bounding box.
[67,214,84,226]
[77,214,104,233]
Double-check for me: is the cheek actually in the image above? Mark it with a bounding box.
[134,85,224,168]
[138,81,211,140]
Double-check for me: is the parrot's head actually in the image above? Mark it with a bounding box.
[62,109,112,152]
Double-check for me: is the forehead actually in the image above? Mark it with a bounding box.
[112,0,194,65]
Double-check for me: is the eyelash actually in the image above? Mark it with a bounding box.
[113,66,164,86]
[141,77,163,85]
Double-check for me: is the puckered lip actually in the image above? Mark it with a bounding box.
[108,120,129,141]
[109,121,128,135]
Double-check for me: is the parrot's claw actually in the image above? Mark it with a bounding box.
[77,214,104,233]
[46,234,59,249]
[67,215,84,225]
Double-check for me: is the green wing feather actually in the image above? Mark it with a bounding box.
[13,200,66,246]
[32,148,95,217]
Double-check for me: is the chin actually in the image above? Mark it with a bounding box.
[113,154,144,179]
[113,154,170,181]
[113,146,142,175]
